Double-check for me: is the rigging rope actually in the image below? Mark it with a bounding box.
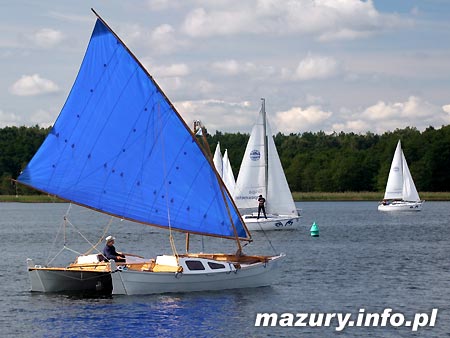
[259,222,278,255]
[157,102,179,259]
[84,216,114,255]
[44,203,115,266]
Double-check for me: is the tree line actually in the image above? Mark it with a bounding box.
[1,124,450,195]
[208,125,450,193]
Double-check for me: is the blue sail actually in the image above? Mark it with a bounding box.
[18,18,249,240]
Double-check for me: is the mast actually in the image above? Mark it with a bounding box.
[193,119,245,252]
[399,141,405,198]
[261,98,269,199]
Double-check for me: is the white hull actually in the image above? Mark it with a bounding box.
[378,200,424,212]
[27,254,285,295]
[111,254,285,295]
[242,213,301,231]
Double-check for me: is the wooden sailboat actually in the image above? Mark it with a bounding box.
[378,140,424,211]
[18,9,284,295]
[233,99,301,230]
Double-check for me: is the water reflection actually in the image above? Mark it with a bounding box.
[34,288,277,337]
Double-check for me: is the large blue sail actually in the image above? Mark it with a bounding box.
[18,17,249,240]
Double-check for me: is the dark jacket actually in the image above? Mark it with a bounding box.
[258,196,266,206]
[103,244,124,261]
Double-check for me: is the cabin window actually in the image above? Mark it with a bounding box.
[185,260,205,270]
[208,262,225,270]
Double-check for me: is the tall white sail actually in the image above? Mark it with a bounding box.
[401,152,420,201]
[222,149,236,194]
[383,140,420,202]
[383,141,404,200]
[234,101,296,215]
[266,122,297,215]
[234,108,267,210]
[213,142,223,177]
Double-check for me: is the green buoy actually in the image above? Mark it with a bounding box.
[310,222,319,237]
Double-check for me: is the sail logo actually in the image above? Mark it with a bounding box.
[393,166,399,172]
[250,150,260,161]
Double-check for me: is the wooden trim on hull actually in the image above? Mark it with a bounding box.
[110,254,285,295]
[27,253,284,295]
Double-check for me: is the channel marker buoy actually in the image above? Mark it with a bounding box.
[310,222,319,237]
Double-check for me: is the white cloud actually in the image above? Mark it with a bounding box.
[141,62,190,92]
[48,11,92,23]
[318,28,372,42]
[147,0,180,11]
[0,108,56,128]
[211,60,259,76]
[124,23,187,55]
[0,110,22,128]
[182,7,253,37]
[29,109,56,127]
[333,96,450,134]
[362,96,434,120]
[306,94,325,105]
[118,23,146,46]
[152,63,190,77]
[180,0,403,40]
[275,106,333,133]
[150,24,187,54]
[211,60,241,76]
[193,80,216,95]
[31,28,65,48]
[283,54,341,81]
[10,74,59,96]
[175,99,253,132]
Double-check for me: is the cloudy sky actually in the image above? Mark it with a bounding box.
[1,0,450,135]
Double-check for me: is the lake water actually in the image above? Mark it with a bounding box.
[0,201,449,337]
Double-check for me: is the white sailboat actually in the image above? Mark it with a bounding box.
[234,99,301,231]
[213,142,236,194]
[18,9,284,295]
[378,140,424,211]
[222,149,236,194]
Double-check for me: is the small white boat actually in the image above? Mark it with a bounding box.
[234,99,301,230]
[378,140,424,211]
[213,142,236,194]
[18,9,285,295]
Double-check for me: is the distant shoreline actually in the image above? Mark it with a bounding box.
[1,192,450,203]
[292,191,450,201]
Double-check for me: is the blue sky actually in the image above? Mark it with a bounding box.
[1,0,450,134]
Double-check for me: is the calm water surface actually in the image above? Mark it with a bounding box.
[0,201,449,337]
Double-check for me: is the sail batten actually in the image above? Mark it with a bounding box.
[17,16,249,240]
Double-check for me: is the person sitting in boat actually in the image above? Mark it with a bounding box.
[257,194,267,219]
[102,235,126,262]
